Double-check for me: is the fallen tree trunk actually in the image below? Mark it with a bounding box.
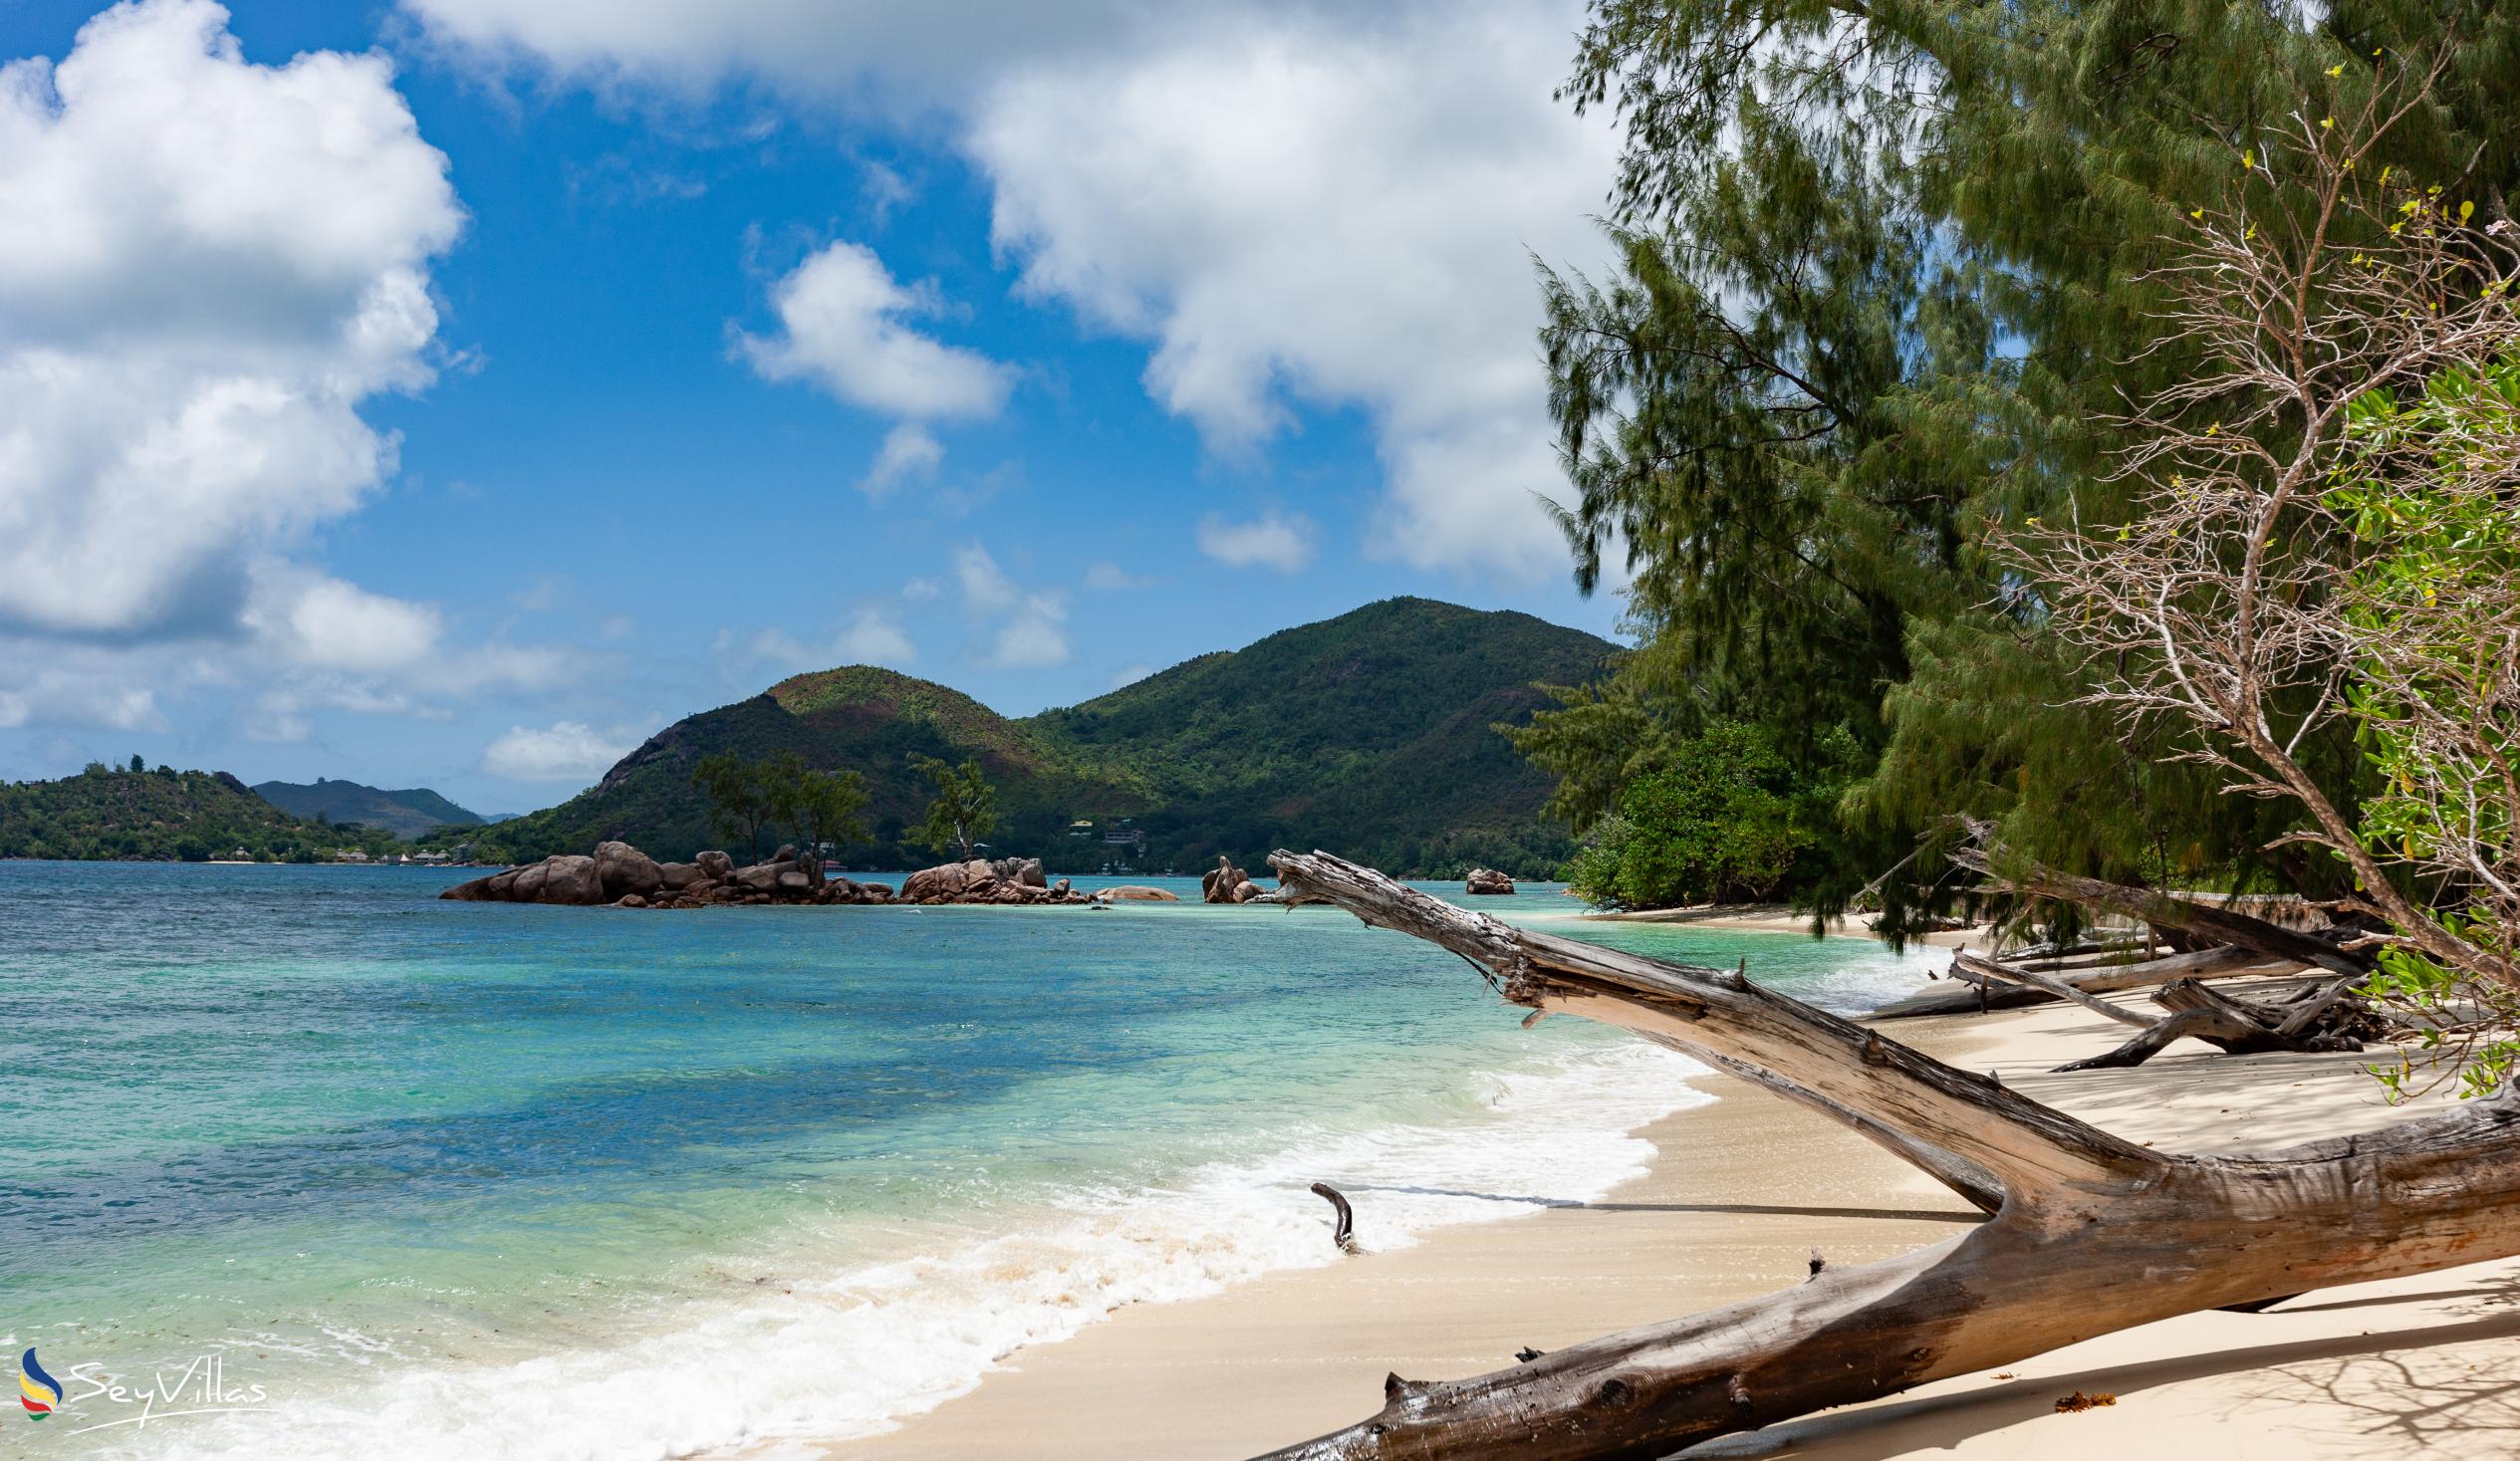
[1870,944,2294,1020]
[1253,850,2518,1461]
[1950,952,2152,1028]
[1950,825,2372,979]
[2057,975,2378,1073]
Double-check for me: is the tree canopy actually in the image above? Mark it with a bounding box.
[909,755,997,862]
[1519,1,2520,929]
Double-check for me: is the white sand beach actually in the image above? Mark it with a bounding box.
[823,997,2520,1459]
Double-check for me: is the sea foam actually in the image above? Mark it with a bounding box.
[133,1042,1711,1461]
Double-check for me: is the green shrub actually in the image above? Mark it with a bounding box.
[1563,721,1839,908]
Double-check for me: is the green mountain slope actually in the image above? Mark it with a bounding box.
[459,598,1616,875]
[253,778,488,840]
[0,765,405,861]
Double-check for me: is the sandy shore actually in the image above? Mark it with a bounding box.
[1572,902,1989,951]
[820,998,2520,1459]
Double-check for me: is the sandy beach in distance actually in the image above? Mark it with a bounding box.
[1574,901,1988,950]
[822,986,2520,1459]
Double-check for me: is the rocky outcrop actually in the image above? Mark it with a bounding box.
[1202,855,1266,904]
[541,854,606,904]
[442,842,1089,910]
[898,857,1085,906]
[899,859,987,902]
[1465,867,1516,895]
[596,841,664,898]
[443,844,892,909]
[1095,884,1181,902]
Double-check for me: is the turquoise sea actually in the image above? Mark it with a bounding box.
[0,861,1932,1458]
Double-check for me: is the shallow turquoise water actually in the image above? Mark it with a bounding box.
[0,861,1928,1457]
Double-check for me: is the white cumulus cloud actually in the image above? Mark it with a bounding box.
[242,570,443,675]
[953,543,1069,669]
[972,6,1612,580]
[1196,510,1317,574]
[738,241,1011,419]
[0,0,464,638]
[0,1,573,745]
[737,240,1012,490]
[399,0,1159,110]
[399,0,1611,583]
[479,720,639,783]
[730,607,918,675]
[858,421,943,497]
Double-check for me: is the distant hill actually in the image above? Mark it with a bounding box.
[0,764,404,862]
[254,778,488,841]
[462,598,1616,877]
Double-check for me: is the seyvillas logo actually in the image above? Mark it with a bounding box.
[18,1347,62,1420]
[11,1348,271,1434]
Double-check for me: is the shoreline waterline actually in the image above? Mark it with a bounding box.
[3,860,1938,1461]
[836,1002,2514,1460]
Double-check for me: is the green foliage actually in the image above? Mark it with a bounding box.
[681,750,872,865]
[784,762,870,858]
[691,751,776,858]
[2337,362,2520,868]
[1562,722,1845,907]
[2364,927,2520,1101]
[0,766,401,862]
[456,599,1602,875]
[1028,598,1607,873]
[2333,360,2520,1096]
[1501,669,1676,835]
[1520,2,2520,931]
[909,755,997,860]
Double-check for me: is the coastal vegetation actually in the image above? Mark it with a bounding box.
[1511,0,2519,940]
[908,755,996,861]
[0,762,405,861]
[1247,7,2520,1457]
[442,598,1609,874]
[1555,720,1849,908]
[784,757,873,863]
[252,778,495,841]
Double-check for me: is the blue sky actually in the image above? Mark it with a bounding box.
[0,0,1628,814]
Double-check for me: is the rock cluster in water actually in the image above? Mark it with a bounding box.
[1201,855,1268,903]
[897,856,1082,905]
[1464,867,1516,895]
[439,842,1084,908]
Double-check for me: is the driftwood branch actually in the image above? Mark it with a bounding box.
[1951,951,2153,1028]
[1873,944,2301,1020]
[2059,975,2376,1072]
[1253,850,2520,1461]
[1312,1181,1359,1253]
[1950,826,2371,979]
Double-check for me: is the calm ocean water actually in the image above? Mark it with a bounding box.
[0,860,1930,1458]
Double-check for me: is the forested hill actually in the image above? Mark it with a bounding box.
[253,779,490,841]
[464,598,1617,875]
[0,764,405,862]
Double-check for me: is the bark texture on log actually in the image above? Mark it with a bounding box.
[1253,850,2520,1461]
